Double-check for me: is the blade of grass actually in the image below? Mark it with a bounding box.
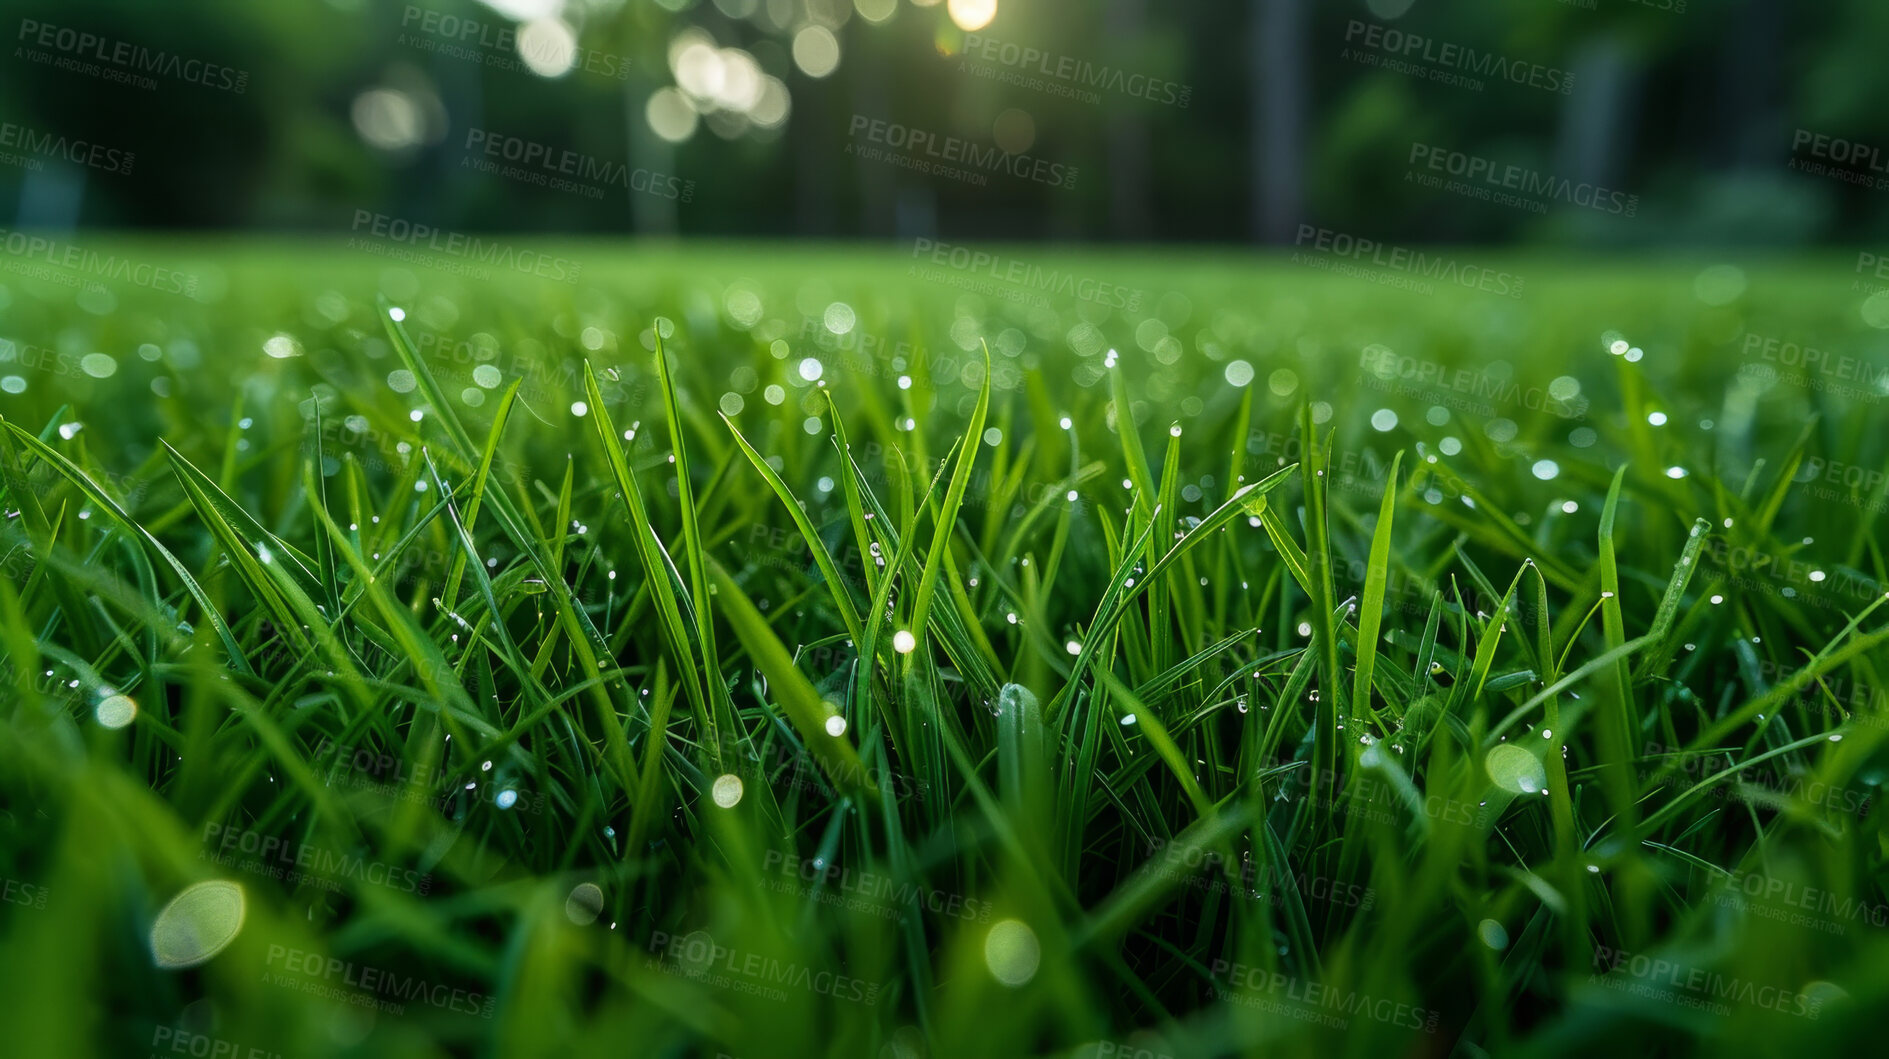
[1353,450,1404,718]
[909,341,991,647]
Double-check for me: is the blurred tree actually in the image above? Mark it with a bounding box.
[0,0,1886,245]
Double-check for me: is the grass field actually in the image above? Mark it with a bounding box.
[3,241,1889,1058]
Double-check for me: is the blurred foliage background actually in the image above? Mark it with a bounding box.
[3,0,1889,244]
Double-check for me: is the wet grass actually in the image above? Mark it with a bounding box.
[2,243,1888,1058]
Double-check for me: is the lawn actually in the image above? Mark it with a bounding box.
[2,240,1888,1058]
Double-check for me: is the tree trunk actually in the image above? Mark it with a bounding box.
[1250,0,1308,244]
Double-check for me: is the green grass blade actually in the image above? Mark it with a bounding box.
[908,341,991,647]
[1353,450,1403,716]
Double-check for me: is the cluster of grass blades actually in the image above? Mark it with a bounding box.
[3,249,1889,1058]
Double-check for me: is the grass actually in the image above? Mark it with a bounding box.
[3,241,1889,1058]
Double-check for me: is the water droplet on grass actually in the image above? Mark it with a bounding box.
[983,919,1040,987]
[96,693,137,729]
[151,880,245,969]
[1486,743,1547,795]
[1478,919,1509,950]
[555,882,604,926]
